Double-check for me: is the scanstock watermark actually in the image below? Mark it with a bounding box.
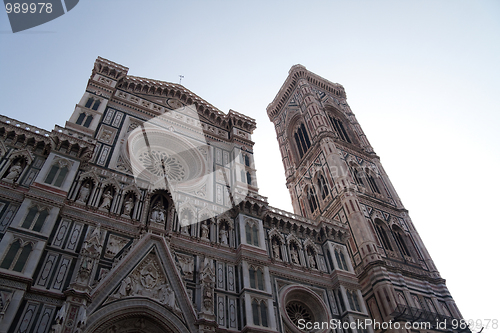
[127,105,249,228]
[3,0,79,32]
[298,318,441,331]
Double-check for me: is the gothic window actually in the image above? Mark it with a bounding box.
[85,97,101,111]
[329,115,352,143]
[317,174,329,200]
[83,115,93,128]
[246,172,252,185]
[392,225,411,257]
[76,112,86,125]
[335,248,348,271]
[0,239,33,272]
[351,165,364,186]
[307,186,319,213]
[44,160,69,187]
[249,266,264,290]
[346,290,361,312]
[245,222,259,246]
[294,123,311,159]
[375,220,394,251]
[366,170,381,194]
[244,154,250,167]
[252,299,268,327]
[21,206,49,232]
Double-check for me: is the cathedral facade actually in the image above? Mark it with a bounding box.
[0,58,464,333]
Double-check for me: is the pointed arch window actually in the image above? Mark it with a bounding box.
[21,206,49,232]
[375,222,393,251]
[85,97,101,111]
[294,123,311,159]
[245,222,259,246]
[335,248,348,271]
[317,174,329,200]
[249,266,264,290]
[366,173,381,194]
[351,166,364,186]
[307,186,319,213]
[44,160,69,187]
[346,290,361,312]
[244,154,250,167]
[393,226,411,257]
[252,299,268,327]
[0,239,33,272]
[329,116,351,143]
[75,112,94,128]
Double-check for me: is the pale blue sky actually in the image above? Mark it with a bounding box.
[1,0,499,326]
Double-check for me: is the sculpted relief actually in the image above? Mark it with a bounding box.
[107,253,179,311]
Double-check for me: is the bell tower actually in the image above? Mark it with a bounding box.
[267,65,465,327]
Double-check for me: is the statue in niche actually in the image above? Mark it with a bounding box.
[272,240,281,259]
[201,222,209,240]
[219,226,228,245]
[3,161,23,183]
[76,183,91,203]
[290,246,300,265]
[149,202,165,223]
[100,190,113,210]
[123,197,134,217]
[308,250,316,269]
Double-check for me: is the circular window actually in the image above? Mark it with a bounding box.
[286,301,313,326]
[280,285,331,333]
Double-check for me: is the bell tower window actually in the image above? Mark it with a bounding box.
[317,174,329,200]
[293,123,311,159]
[329,116,351,143]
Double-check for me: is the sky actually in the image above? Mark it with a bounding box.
[1,0,499,329]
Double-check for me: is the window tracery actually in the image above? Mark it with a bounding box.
[251,298,268,327]
[0,239,33,272]
[44,158,70,187]
[293,123,311,159]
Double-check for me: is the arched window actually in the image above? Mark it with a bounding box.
[351,165,364,186]
[244,154,250,167]
[75,112,93,128]
[249,266,264,290]
[0,240,33,272]
[375,221,393,251]
[366,170,381,194]
[252,299,268,327]
[294,123,311,159]
[21,206,49,232]
[245,222,259,246]
[246,172,252,185]
[346,290,361,312]
[85,97,94,108]
[85,97,101,111]
[329,115,352,143]
[83,115,93,128]
[392,225,411,257]
[307,186,319,213]
[317,174,329,200]
[335,248,348,271]
[44,160,69,187]
[76,112,86,125]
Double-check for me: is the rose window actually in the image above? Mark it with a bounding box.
[138,150,186,182]
[286,301,313,326]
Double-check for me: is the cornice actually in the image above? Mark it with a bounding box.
[267,64,346,121]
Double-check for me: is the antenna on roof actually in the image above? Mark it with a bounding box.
[179,75,184,84]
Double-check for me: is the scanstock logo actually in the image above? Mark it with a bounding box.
[4,0,79,33]
[127,105,249,228]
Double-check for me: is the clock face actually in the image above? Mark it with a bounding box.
[166,98,184,110]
